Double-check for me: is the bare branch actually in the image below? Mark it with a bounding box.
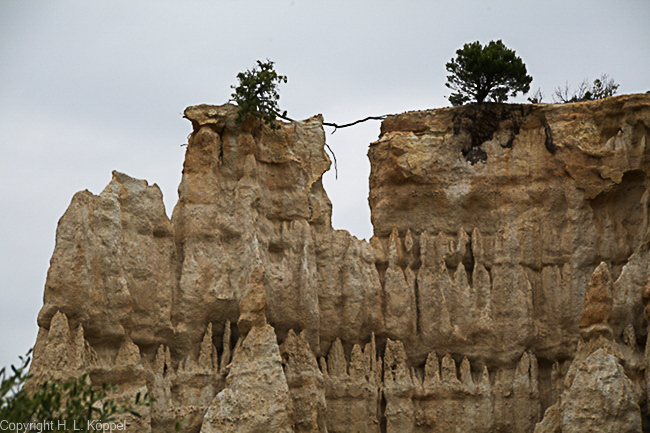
[322,115,388,133]
[274,111,391,180]
[324,143,338,180]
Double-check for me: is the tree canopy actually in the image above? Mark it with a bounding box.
[445,40,532,105]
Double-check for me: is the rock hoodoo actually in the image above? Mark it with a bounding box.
[30,95,650,432]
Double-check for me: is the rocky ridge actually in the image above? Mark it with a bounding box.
[29,94,650,432]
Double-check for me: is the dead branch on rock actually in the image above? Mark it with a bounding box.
[275,111,391,180]
[322,115,388,133]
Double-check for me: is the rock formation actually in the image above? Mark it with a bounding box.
[29,95,650,432]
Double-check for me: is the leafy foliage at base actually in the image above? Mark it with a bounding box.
[0,351,154,432]
[231,59,287,130]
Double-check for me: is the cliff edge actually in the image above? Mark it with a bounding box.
[29,95,650,432]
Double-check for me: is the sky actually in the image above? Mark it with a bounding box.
[0,0,648,371]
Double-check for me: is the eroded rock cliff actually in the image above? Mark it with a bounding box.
[30,94,650,432]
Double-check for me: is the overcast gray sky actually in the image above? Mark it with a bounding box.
[1,0,648,370]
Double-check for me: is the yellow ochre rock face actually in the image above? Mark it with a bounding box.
[30,95,650,432]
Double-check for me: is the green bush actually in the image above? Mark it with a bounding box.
[0,351,154,432]
[231,59,288,129]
